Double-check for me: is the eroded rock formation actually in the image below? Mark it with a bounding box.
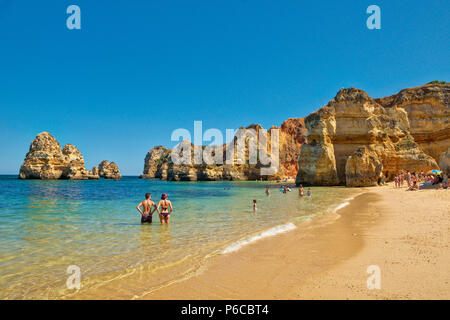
[439,148,450,175]
[140,119,306,181]
[98,160,122,180]
[345,147,383,187]
[19,132,70,179]
[19,132,118,180]
[296,87,440,186]
[376,84,449,163]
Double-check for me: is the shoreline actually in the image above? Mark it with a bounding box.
[64,186,360,300]
[138,185,449,299]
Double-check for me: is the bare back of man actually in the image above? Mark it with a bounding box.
[137,193,157,223]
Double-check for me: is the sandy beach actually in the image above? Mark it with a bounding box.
[141,184,449,300]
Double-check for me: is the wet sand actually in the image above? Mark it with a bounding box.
[142,185,449,299]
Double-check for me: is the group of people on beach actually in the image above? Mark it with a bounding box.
[136,193,173,224]
[393,170,449,191]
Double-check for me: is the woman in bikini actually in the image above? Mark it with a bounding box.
[157,193,173,224]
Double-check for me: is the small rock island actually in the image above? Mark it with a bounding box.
[19,132,121,180]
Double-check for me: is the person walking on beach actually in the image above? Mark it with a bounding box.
[307,188,311,197]
[299,184,304,197]
[136,193,157,224]
[157,193,173,224]
[406,171,412,187]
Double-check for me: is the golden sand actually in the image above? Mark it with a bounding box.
[141,185,449,299]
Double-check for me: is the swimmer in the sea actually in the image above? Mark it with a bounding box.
[157,193,173,224]
[136,193,157,223]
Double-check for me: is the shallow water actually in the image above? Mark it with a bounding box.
[0,175,356,299]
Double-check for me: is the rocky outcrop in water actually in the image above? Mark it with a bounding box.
[296,87,440,186]
[19,132,70,179]
[98,160,122,180]
[140,119,306,181]
[19,132,119,180]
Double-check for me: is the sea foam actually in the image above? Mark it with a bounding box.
[334,201,350,213]
[221,222,297,254]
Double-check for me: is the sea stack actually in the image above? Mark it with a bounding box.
[19,132,109,180]
[98,160,122,180]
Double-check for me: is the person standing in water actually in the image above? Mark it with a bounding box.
[253,199,257,212]
[265,187,270,196]
[136,193,157,223]
[157,193,173,224]
[299,184,304,197]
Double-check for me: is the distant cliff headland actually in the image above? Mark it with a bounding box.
[140,83,449,186]
[139,118,306,182]
[19,132,121,180]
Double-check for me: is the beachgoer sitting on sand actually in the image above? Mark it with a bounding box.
[407,181,419,191]
[136,193,157,223]
[157,193,173,224]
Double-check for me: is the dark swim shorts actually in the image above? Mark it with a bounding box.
[141,214,152,223]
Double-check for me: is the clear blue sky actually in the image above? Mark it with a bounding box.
[0,0,448,175]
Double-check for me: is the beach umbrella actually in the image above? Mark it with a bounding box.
[427,169,442,175]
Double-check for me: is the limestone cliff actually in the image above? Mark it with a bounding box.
[19,132,119,180]
[376,83,449,163]
[140,119,306,181]
[439,148,450,175]
[296,88,439,187]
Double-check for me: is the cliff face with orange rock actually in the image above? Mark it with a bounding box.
[141,83,448,185]
[296,85,446,187]
[140,118,306,181]
[375,84,449,164]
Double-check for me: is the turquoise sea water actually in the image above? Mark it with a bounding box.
[0,175,356,299]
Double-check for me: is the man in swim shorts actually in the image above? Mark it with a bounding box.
[136,193,157,223]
